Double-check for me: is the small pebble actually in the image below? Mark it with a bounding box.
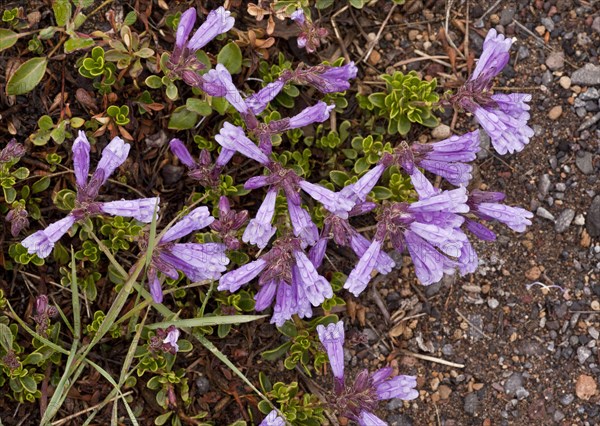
[548,106,563,120]
[559,76,571,89]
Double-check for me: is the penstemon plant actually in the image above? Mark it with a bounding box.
[5,3,536,425]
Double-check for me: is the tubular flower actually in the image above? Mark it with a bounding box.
[259,410,285,426]
[318,321,418,425]
[22,131,159,258]
[290,9,329,53]
[284,62,358,93]
[143,206,229,303]
[169,138,230,186]
[218,234,333,326]
[450,28,533,155]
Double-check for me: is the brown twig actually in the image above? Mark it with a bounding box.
[360,4,398,64]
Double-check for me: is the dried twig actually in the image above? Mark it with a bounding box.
[360,4,398,63]
[400,349,465,368]
[330,5,350,63]
[455,308,490,339]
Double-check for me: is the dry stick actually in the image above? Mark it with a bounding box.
[464,0,469,63]
[473,0,503,28]
[51,391,133,426]
[413,49,454,68]
[400,350,465,368]
[370,275,391,324]
[330,5,351,63]
[444,0,465,59]
[455,308,491,340]
[360,3,398,64]
[393,55,450,68]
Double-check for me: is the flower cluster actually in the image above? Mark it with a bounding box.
[318,321,418,425]
[22,131,159,258]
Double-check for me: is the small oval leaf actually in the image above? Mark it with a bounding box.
[6,57,48,96]
[0,29,19,52]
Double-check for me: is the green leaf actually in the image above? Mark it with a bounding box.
[38,115,54,131]
[144,75,162,89]
[368,93,386,109]
[168,106,198,130]
[316,0,334,8]
[371,186,393,200]
[3,187,17,204]
[6,57,48,96]
[329,170,349,187]
[0,324,13,351]
[53,0,72,27]
[349,0,368,8]
[64,35,95,53]
[147,315,266,329]
[123,10,137,26]
[217,42,243,75]
[154,412,173,426]
[12,167,30,179]
[186,98,212,116]
[0,29,19,52]
[261,342,292,361]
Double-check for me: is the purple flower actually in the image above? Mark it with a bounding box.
[187,7,234,52]
[471,28,512,84]
[317,321,345,389]
[472,93,534,155]
[22,132,159,258]
[410,131,480,186]
[169,138,225,187]
[245,80,286,115]
[215,122,271,165]
[172,8,197,63]
[144,206,229,302]
[288,62,358,93]
[289,9,328,53]
[210,196,248,250]
[218,235,332,326]
[287,199,319,248]
[259,410,285,426]
[242,188,277,249]
[450,28,533,155]
[344,239,382,296]
[466,190,533,237]
[0,139,26,164]
[6,204,29,237]
[290,9,305,25]
[163,326,180,352]
[202,64,249,116]
[319,321,418,423]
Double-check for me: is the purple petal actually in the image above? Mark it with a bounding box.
[410,187,469,214]
[175,8,196,51]
[22,215,76,258]
[218,259,267,292]
[160,243,228,282]
[94,136,130,186]
[293,251,332,306]
[163,327,180,352]
[244,175,270,190]
[474,93,533,155]
[255,279,278,311]
[215,147,235,167]
[287,102,334,129]
[161,206,213,243]
[246,80,286,115]
[465,219,497,241]
[187,7,235,52]
[308,237,328,269]
[349,233,395,275]
[100,197,159,222]
[344,239,381,297]
[470,28,513,83]
[408,168,440,199]
[340,164,385,204]
[419,160,473,186]
[306,63,358,93]
[475,202,533,232]
[370,367,393,385]
[242,189,277,249]
[290,9,305,25]
[148,269,164,303]
[404,230,450,285]
[202,64,248,114]
[287,199,319,247]
[169,138,196,168]
[458,238,478,275]
[72,130,90,189]
[375,374,419,401]
[420,131,480,162]
[271,282,297,326]
[316,321,345,382]
[299,180,353,218]
[215,122,270,165]
[357,411,387,426]
[259,410,285,426]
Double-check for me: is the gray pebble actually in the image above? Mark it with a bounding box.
[541,17,554,32]
[580,88,600,101]
[575,151,594,175]
[545,51,564,71]
[195,376,211,394]
[504,373,523,395]
[554,410,566,422]
[586,196,600,237]
[539,174,552,197]
[386,414,413,426]
[536,207,555,221]
[577,346,592,364]
[487,298,499,309]
[517,45,530,60]
[555,209,575,233]
[559,393,574,406]
[571,64,600,86]
[555,182,566,192]
[515,387,529,400]
[464,393,479,415]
